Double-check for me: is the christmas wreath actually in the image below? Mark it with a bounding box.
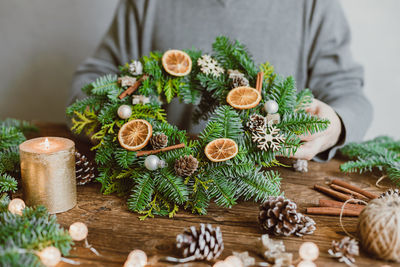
[67,36,329,218]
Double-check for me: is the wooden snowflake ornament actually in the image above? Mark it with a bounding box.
[197,54,224,77]
[252,122,285,151]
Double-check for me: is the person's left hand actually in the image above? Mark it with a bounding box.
[292,98,342,160]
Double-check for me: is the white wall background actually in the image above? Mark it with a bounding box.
[0,0,399,139]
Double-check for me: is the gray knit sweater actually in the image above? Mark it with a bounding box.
[69,0,372,161]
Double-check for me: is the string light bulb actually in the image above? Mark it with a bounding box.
[37,246,61,267]
[124,249,147,267]
[8,198,25,215]
[224,255,243,267]
[299,242,319,261]
[69,222,88,241]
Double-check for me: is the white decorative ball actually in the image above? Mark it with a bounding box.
[118,105,132,119]
[69,222,88,241]
[8,198,25,216]
[224,255,243,267]
[124,249,147,267]
[38,246,61,267]
[144,155,160,171]
[264,100,279,114]
[299,242,319,261]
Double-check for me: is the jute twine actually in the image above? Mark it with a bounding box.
[357,194,400,262]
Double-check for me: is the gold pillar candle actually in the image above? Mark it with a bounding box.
[19,137,76,213]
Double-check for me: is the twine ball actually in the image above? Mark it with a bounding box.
[358,194,400,261]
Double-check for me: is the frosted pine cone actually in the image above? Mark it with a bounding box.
[129,60,143,75]
[231,76,250,88]
[246,114,266,133]
[174,155,199,177]
[228,69,249,88]
[328,237,359,266]
[258,196,316,237]
[176,224,224,261]
[150,133,168,149]
[293,159,308,172]
[75,151,96,185]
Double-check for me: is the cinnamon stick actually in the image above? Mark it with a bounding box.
[331,179,378,199]
[306,207,360,217]
[136,143,185,156]
[329,184,369,201]
[118,75,148,100]
[314,184,360,203]
[256,72,263,93]
[318,199,365,212]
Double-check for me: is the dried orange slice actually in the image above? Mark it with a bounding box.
[204,138,238,162]
[226,86,261,110]
[118,119,152,151]
[162,50,192,76]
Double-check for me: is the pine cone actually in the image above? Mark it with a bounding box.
[328,237,359,266]
[174,155,199,177]
[176,224,224,261]
[75,151,96,185]
[231,76,250,88]
[246,114,266,133]
[379,188,400,199]
[258,196,316,237]
[150,133,168,149]
[293,159,308,173]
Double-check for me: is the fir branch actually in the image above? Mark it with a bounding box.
[340,136,400,186]
[0,173,18,193]
[208,105,243,141]
[269,76,297,114]
[0,206,73,264]
[66,96,102,117]
[154,168,189,205]
[114,149,137,169]
[295,88,314,111]
[128,173,154,212]
[0,126,26,150]
[278,112,330,135]
[0,119,37,133]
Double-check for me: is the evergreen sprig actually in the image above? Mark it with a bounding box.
[340,136,400,185]
[0,119,37,194]
[0,201,73,267]
[67,36,329,218]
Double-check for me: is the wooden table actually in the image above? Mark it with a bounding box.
[30,123,397,267]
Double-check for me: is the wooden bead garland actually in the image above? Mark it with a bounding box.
[358,193,400,261]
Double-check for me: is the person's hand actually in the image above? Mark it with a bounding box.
[292,99,342,160]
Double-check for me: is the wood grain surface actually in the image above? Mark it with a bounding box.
[28,122,398,267]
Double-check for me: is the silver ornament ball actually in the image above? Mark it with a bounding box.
[144,155,160,171]
[264,100,279,114]
[117,105,132,119]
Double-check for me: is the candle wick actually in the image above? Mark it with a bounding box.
[44,138,50,150]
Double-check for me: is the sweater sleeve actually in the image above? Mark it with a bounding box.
[306,0,373,162]
[67,0,142,109]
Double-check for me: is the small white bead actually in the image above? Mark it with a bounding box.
[69,222,88,241]
[118,105,132,119]
[299,242,319,261]
[8,198,25,215]
[144,155,160,171]
[38,247,61,267]
[124,250,147,267]
[264,100,279,114]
